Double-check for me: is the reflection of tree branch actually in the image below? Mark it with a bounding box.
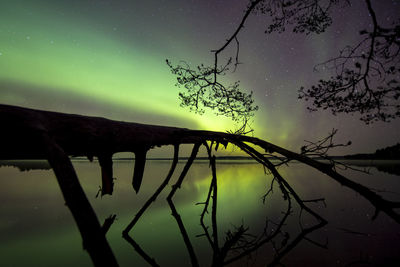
[124,144,179,232]
[4,105,400,266]
[167,143,201,267]
[202,141,308,266]
[215,132,400,223]
[268,221,326,267]
[102,214,117,234]
[232,143,327,265]
[40,133,118,266]
[304,236,328,249]
[122,236,159,267]
[234,141,326,222]
[219,140,325,265]
[223,198,293,265]
[196,172,214,248]
[337,227,373,237]
[210,155,220,265]
[122,144,180,267]
[204,143,223,265]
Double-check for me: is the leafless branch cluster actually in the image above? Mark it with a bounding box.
[300,129,370,173]
[299,0,400,123]
[300,129,350,156]
[254,0,341,34]
[166,59,258,133]
[165,0,346,130]
[262,129,366,175]
[166,0,265,133]
[167,0,399,126]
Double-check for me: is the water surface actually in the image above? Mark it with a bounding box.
[0,159,399,266]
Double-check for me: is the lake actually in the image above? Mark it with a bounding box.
[0,159,399,266]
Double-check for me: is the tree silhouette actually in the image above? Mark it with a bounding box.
[299,0,400,123]
[2,104,399,266]
[168,0,400,125]
[2,1,400,266]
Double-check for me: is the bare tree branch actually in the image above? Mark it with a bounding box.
[299,0,400,123]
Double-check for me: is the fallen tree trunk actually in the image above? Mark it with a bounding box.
[1,104,399,266]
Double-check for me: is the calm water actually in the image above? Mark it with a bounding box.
[0,159,399,266]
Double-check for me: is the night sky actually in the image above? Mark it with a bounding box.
[1,0,399,155]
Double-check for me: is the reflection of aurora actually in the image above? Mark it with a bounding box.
[0,160,399,266]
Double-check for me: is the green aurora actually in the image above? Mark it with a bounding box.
[1,0,399,154]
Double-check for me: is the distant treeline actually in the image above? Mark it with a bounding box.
[344,143,400,160]
[0,159,51,171]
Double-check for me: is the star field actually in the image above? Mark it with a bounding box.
[0,0,399,154]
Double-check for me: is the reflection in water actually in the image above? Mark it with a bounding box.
[0,160,399,266]
[376,163,400,176]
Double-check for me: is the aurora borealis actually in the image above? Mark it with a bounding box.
[1,0,399,154]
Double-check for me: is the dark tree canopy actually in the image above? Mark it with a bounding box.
[166,59,258,129]
[298,0,400,123]
[167,0,400,127]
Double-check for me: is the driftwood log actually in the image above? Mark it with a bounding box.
[1,104,399,266]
